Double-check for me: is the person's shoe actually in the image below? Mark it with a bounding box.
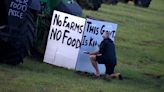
[118,74,123,80]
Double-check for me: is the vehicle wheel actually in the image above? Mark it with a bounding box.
[92,0,102,10]
[112,0,118,5]
[0,10,36,65]
[119,0,129,3]
[134,0,151,8]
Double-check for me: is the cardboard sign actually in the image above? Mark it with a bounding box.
[76,18,117,74]
[44,10,86,69]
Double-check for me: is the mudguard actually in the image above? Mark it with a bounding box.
[56,1,83,16]
[30,0,41,11]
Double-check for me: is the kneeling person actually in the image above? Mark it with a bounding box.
[88,31,122,79]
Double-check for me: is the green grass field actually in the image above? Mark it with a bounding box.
[0,0,164,92]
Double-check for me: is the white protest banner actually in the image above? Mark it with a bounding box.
[76,18,117,74]
[44,10,86,69]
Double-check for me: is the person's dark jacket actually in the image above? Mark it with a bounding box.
[99,38,117,65]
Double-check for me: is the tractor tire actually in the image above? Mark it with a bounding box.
[119,0,129,3]
[134,0,151,8]
[103,0,118,5]
[0,10,36,65]
[111,0,118,5]
[92,0,102,11]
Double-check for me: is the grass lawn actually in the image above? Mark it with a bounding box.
[0,0,164,92]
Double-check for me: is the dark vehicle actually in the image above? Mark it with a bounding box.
[103,0,152,8]
[119,0,152,8]
[34,0,82,56]
[0,0,40,65]
[0,0,83,65]
[102,0,118,5]
[76,0,102,10]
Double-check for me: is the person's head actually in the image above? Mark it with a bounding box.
[102,31,109,39]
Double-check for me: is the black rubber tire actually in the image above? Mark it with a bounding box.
[0,10,36,65]
[123,0,129,3]
[92,0,102,11]
[134,0,151,8]
[119,0,129,3]
[102,0,118,5]
[23,10,36,51]
[112,0,118,5]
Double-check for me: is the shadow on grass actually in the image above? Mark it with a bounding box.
[75,71,124,81]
